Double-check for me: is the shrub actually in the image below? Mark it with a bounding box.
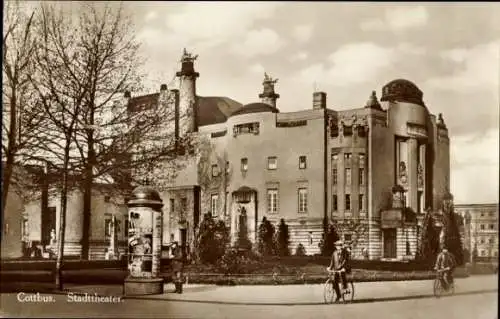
[196,212,230,264]
[295,243,306,256]
[275,219,290,256]
[321,224,340,256]
[257,217,276,256]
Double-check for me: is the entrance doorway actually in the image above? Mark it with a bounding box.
[383,228,397,259]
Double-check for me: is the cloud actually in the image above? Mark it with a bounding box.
[230,28,285,58]
[397,42,426,55]
[293,24,314,43]
[426,40,500,92]
[145,11,158,21]
[297,42,396,87]
[451,128,499,204]
[290,51,309,62]
[361,6,429,31]
[161,2,283,52]
[249,63,265,74]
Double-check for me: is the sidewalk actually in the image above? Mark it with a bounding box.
[62,275,498,305]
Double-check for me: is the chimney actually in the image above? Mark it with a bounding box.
[313,92,326,109]
[171,89,180,148]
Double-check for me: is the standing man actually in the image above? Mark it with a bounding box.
[327,240,348,302]
[170,242,185,294]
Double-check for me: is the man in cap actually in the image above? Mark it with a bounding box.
[327,240,348,302]
[434,245,456,290]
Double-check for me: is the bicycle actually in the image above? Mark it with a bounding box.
[433,267,455,298]
[324,268,355,304]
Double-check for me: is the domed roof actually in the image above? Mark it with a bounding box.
[230,102,279,117]
[127,185,163,209]
[381,79,425,107]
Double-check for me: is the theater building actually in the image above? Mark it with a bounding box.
[127,49,452,261]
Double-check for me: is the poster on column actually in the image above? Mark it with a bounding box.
[128,207,154,277]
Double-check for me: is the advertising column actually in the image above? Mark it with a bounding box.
[124,186,164,296]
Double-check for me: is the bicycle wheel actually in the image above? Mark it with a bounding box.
[342,281,355,303]
[324,279,335,304]
[433,278,442,298]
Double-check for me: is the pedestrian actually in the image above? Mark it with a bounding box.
[171,242,184,294]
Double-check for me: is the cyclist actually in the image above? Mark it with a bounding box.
[434,245,456,291]
[326,240,348,302]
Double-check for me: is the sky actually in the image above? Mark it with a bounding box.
[20,1,500,205]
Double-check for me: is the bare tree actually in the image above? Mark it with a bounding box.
[2,1,46,214]
[29,3,88,290]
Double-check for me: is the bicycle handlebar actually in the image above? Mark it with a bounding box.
[326,268,346,273]
[435,267,450,272]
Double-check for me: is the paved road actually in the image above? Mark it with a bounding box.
[1,275,497,319]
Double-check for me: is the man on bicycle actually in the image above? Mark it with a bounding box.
[434,245,456,290]
[327,240,349,302]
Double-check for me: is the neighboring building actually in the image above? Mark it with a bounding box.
[1,163,42,259]
[23,184,128,260]
[1,185,25,259]
[127,49,452,261]
[455,203,499,262]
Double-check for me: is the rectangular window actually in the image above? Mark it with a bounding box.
[299,156,307,169]
[333,194,338,211]
[343,125,353,136]
[241,158,248,172]
[489,224,494,230]
[211,164,220,177]
[333,168,338,185]
[267,189,279,214]
[345,168,352,186]
[181,197,187,219]
[332,153,339,161]
[104,195,111,203]
[211,194,219,217]
[359,168,365,185]
[105,219,112,238]
[124,216,129,236]
[298,188,308,213]
[359,194,364,211]
[267,156,277,170]
[345,194,351,211]
[170,198,175,213]
[344,234,352,242]
[480,224,485,230]
[233,122,260,136]
[344,153,352,160]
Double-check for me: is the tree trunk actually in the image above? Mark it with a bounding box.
[55,145,70,290]
[81,121,95,260]
[1,90,18,216]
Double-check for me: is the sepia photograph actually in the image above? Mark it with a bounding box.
[1,1,499,318]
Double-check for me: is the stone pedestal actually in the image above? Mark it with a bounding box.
[124,277,164,296]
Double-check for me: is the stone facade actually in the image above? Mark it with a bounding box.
[143,52,453,260]
[455,203,499,262]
